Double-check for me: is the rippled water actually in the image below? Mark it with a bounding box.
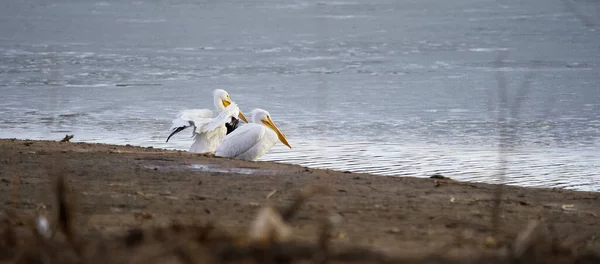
[1,0,599,191]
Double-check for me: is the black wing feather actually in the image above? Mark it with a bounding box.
[166,126,189,142]
[225,117,240,135]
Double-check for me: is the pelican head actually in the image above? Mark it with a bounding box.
[251,109,291,149]
[213,89,248,123]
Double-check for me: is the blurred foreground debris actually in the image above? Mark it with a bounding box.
[0,173,598,264]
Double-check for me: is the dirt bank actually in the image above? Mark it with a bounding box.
[0,138,598,263]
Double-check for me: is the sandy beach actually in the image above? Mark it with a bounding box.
[0,138,599,263]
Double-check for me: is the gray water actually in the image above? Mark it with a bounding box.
[1,0,599,191]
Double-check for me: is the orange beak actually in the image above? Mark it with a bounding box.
[261,117,291,149]
[238,110,249,123]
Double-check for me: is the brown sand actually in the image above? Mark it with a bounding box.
[0,138,599,263]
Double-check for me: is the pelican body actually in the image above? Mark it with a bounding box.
[215,109,291,161]
[166,89,248,154]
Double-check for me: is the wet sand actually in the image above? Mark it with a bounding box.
[0,138,599,263]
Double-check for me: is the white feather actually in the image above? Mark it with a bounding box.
[167,89,244,154]
[215,123,278,160]
[189,126,227,153]
[188,103,242,153]
[215,108,290,161]
[201,103,241,133]
[170,109,214,137]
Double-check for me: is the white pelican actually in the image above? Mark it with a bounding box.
[215,108,291,161]
[166,89,248,154]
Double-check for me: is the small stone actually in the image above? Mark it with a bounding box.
[483,236,499,248]
[190,195,207,201]
[387,227,400,234]
[133,211,153,220]
[430,173,449,179]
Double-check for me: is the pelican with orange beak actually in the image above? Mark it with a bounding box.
[215,108,291,161]
[166,89,248,154]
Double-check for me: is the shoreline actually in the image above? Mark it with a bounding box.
[6,136,596,192]
[4,136,597,193]
[1,138,599,262]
